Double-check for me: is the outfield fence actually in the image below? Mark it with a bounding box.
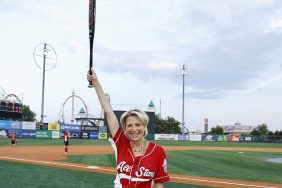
[1,120,281,143]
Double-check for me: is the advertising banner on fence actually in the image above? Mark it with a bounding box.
[189,134,202,141]
[9,121,22,129]
[240,136,252,142]
[89,132,98,139]
[81,125,98,132]
[36,130,52,138]
[178,134,187,141]
[0,129,8,138]
[80,132,89,139]
[70,132,80,139]
[98,132,107,140]
[60,124,80,132]
[0,120,22,129]
[202,135,217,141]
[99,126,107,133]
[18,130,36,138]
[22,121,36,130]
[0,120,9,129]
[36,122,48,130]
[52,131,60,138]
[155,134,178,140]
[217,135,228,142]
[7,129,22,137]
[21,130,36,138]
[48,123,60,131]
[60,131,80,139]
[227,133,240,142]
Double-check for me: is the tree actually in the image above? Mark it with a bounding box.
[251,129,259,135]
[209,125,223,135]
[274,130,282,136]
[251,124,269,135]
[267,131,274,136]
[155,115,181,134]
[22,105,36,121]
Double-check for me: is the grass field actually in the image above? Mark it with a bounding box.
[2,138,282,147]
[1,138,282,187]
[60,150,282,184]
[0,160,210,188]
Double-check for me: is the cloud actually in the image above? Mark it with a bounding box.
[263,10,282,33]
[2,0,282,131]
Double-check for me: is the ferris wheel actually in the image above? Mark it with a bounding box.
[60,90,88,123]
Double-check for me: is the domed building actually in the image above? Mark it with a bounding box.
[147,100,156,112]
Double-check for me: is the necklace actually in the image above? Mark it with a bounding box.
[131,140,146,153]
[133,146,143,152]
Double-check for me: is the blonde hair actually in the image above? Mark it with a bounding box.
[120,108,149,137]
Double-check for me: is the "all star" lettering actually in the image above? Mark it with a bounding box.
[117,161,132,173]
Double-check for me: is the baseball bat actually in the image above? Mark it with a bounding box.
[88,0,96,88]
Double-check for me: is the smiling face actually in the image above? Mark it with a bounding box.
[124,115,145,142]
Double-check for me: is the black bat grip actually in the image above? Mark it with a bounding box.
[88,75,94,88]
[88,52,94,88]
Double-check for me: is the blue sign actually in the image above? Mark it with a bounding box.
[17,130,36,138]
[9,121,22,129]
[178,135,187,141]
[99,126,107,133]
[89,132,98,139]
[0,120,9,129]
[61,124,81,132]
[0,120,22,129]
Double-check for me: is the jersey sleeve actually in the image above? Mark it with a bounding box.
[153,146,170,183]
[110,127,128,151]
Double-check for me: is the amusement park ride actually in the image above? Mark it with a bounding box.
[0,93,23,120]
[59,90,103,126]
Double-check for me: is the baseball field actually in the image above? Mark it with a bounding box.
[0,139,282,188]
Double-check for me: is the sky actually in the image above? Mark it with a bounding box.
[1,0,282,132]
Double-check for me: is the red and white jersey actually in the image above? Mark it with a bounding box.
[111,128,170,188]
[64,133,70,142]
[10,134,16,141]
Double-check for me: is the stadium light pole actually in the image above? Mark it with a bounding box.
[40,45,47,123]
[33,43,57,123]
[181,64,186,135]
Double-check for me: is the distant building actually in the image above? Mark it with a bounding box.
[220,122,256,134]
[204,118,208,132]
[147,100,156,112]
[75,107,104,126]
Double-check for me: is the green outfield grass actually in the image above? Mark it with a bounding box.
[0,160,211,188]
[60,150,282,184]
[152,140,282,148]
[1,138,282,186]
[166,150,282,183]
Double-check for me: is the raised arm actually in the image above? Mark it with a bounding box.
[87,68,119,137]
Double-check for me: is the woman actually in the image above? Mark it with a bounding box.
[87,69,170,188]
